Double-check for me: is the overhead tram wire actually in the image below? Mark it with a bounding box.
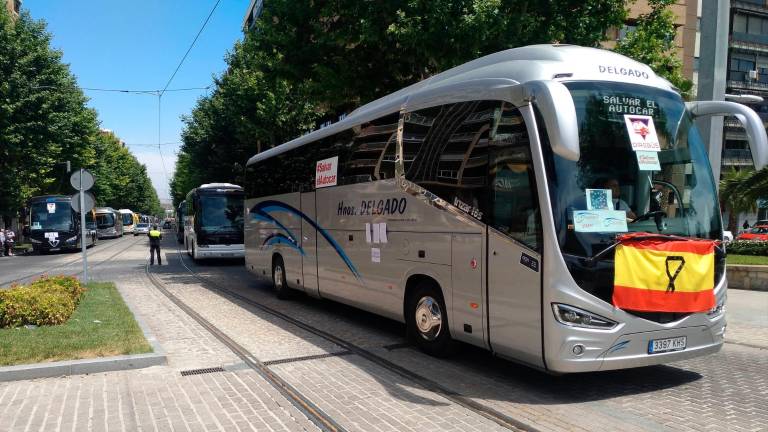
[152,0,222,201]
[159,0,222,98]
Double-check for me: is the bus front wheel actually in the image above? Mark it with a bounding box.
[272,257,290,300]
[407,282,453,357]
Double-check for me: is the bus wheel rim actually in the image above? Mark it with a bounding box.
[415,296,442,341]
[275,265,284,290]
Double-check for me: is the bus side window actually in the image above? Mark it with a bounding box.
[488,104,541,251]
[403,101,499,222]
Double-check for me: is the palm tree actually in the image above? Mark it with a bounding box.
[720,168,758,233]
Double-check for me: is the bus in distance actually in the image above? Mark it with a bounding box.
[177,200,187,243]
[118,209,136,234]
[26,195,98,253]
[94,207,123,239]
[183,184,245,260]
[244,44,768,373]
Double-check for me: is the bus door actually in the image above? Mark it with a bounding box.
[300,192,320,297]
[485,113,544,368]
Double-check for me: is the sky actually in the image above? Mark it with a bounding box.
[24,0,249,202]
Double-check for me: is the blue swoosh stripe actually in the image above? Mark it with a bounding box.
[252,200,361,280]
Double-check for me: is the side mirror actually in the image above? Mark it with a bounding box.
[687,100,768,170]
[523,80,580,161]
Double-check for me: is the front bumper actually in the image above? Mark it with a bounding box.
[545,313,726,373]
[195,244,244,259]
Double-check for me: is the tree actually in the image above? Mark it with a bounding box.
[720,168,757,233]
[0,8,98,224]
[0,8,161,223]
[614,0,693,98]
[171,0,628,204]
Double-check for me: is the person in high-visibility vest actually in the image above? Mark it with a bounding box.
[148,225,162,265]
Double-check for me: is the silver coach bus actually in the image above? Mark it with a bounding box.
[184,183,245,260]
[94,207,123,239]
[244,45,767,373]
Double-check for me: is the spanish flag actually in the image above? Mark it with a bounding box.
[613,233,716,313]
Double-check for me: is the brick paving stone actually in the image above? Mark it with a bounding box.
[4,237,768,432]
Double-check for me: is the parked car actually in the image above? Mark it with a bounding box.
[723,230,734,244]
[134,222,150,236]
[736,225,768,241]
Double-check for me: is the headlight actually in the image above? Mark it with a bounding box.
[30,238,41,244]
[552,303,618,330]
[66,236,78,243]
[707,298,726,318]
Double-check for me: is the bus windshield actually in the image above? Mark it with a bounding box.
[546,81,721,259]
[200,194,243,231]
[30,201,73,231]
[122,213,134,226]
[96,213,115,228]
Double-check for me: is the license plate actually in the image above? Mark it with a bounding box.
[648,336,687,354]
[49,248,60,252]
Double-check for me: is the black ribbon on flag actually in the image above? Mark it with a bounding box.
[665,256,685,292]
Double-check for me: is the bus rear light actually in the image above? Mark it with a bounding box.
[552,303,617,330]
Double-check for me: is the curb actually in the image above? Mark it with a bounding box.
[0,282,167,382]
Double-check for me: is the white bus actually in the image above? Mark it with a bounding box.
[118,209,136,234]
[184,183,245,260]
[244,45,767,373]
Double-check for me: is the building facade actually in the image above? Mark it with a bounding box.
[4,0,20,18]
[242,0,264,31]
[603,0,700,84]
[724,1,768,170]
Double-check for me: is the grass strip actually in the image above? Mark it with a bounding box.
[0,281,152,366]
[727,254,768,265]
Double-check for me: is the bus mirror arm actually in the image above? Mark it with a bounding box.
[686,101,768,170]
[523,80,580,162]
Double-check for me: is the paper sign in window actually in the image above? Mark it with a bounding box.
[315,156,338,188]
[636,150,661,171]
[624,115,660,151]
[379,223,387,243]
[573,210,628,233]
[47,203,56,213]
[586,189,613,210]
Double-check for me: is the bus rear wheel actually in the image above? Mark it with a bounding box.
[407,282,453,357]
[272,257,290,300]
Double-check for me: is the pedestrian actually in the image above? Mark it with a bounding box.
[743,220,750,230]
[148,224,162,265]
[5,228,14,256]
[0,229,5,257]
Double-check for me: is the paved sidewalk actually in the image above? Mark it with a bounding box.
[0,241,320,432]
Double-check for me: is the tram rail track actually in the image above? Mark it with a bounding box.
[0,236,142,287]
[155,241,538,432]
[144,260,347,432]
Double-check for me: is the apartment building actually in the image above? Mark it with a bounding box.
[604,0,700,84]
[4,0,20,18]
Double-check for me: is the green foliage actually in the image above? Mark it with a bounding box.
[726,241,768,256]
[91,131,162,214]
[29,275,86,303]
[720,168,758,233]
[614,0,692,98]
[0,281,152,366]
[0,275,84,328]
[170,0,627,205]
[0,9,97,217]
[0,7,161,219]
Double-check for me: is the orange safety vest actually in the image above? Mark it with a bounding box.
[613,233,716,313]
